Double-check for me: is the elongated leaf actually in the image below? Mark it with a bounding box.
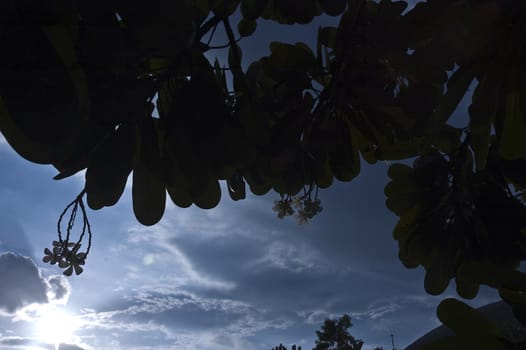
[193,176,222,209]
[133,161,166,226]
[227,173,246,200]
[319,0,347,16]
[0,26,83,164]
[238,18,257,37]
[132,119,166,225]
[436,298,505,347]
[498,90,526,160]
[457,261,526,291]
[429,66,475,130]
[469,74,499,169]
[165,159,193,208]
[424,253,452,295]
[241,0,268,20]
[86,124,137,209]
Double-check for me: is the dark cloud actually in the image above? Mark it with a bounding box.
[0,337,85,350]
[58,344,86,350]
[47,275,70,302]
[0,252,48,314]
[0,253,70,315]
[0,337,27,346]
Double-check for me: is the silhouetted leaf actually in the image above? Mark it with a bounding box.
[241,0,268,20]
[433,298,506,350]
[85,124,137,210]
[469,73,499,169]
[424,253,453,295]
[193,176,222,209]
[132,161,166,226]
[212,0,240,18]
[498,89,526,160]
[238,18,257,37]
[132,119,166,226]
[319,0,347,16]
[227,173,246,200]
[0,25,85,164]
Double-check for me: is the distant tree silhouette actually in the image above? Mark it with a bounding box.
[313,314,363,350]
[269,344,301,350]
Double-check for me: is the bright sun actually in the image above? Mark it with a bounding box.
[35,307,79,349]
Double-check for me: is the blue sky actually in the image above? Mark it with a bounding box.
[0,3,503,349]
[0,128,500,350]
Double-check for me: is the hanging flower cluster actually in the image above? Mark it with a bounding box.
[272,195,295,219]
[42,190,92,276]
[272,186,323,224]
[294,196,323,225]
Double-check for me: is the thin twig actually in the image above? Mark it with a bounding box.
[206,23,218,46]
[198,15,222,42]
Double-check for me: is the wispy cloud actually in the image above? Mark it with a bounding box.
[249,241,327,273]
[121,223,237,291]
[350,295,436,322]
[72,289,295,350]
[300,309,338,325]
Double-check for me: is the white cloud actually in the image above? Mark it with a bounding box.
[47,275,71,304]
[365,302,402,320]
[249,241,326,273]
[72,289,294,350]
[350,295,436,323]
[300,309,337,325]
[0,252,71,315]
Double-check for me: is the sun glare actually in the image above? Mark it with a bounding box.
[35,306,79,349]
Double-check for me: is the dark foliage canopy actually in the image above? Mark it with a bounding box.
[2,0,526,348]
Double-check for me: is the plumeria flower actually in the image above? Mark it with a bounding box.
[43,247,62,265]
[295,198,323,224]
[59,244,86,276]
[272,198,294,219]
[59,253,86,276]
[47,192,93,277]
[292,196,303,208]
[52,240,75,255]
[296,209,310,225]
[305,198,323,217]
[52,240,62,254]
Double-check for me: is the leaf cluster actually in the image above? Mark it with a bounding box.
[314,314,363,350]
[2,0,526,345]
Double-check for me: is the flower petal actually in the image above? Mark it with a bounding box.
[74,264,83,275]
[63,266,73,276]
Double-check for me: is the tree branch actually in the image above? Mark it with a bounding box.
[198,15,223,41]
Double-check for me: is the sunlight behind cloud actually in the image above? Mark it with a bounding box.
[34,306,80,350]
